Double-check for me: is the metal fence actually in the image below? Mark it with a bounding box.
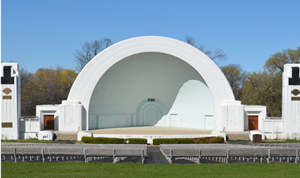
[1,143,147,164]
[160,144,300,164]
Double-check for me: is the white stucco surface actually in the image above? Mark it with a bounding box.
[67,36,237,131]
[1,63,20,140]
[222,101,245,131]
[244,105,266,131]
[36,105,59,130]
[58,100,85,131]
[283,64,300,136]
[89,52,214,129]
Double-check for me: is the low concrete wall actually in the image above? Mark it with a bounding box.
[262,118,284,139]
[19,117,40,139]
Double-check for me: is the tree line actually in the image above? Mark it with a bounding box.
[21,38,112,116]
[221,47,300,117]
[20,37,300,117]
[20,67,77,116]
[185,36,299,116]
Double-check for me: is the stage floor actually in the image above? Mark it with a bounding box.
[90,126,213,135]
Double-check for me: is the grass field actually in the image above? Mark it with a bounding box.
[264,139,300,143]
[1,138,53,143]
[2,162,300,178]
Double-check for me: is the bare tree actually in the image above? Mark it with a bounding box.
[184,36,227,61]
[185,36,196,46]
[241,71,282,117]
[20,69,35,116]
[75,38,113,72]
[221,64,247,100]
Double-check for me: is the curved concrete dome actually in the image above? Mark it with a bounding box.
[68,36,236,130]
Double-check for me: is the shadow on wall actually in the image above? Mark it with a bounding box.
[136,80,214,129]
[88,52,214,130]
[89,79,214,130]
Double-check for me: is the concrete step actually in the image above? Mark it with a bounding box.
[54,131,77,141]
[227,132,250,140]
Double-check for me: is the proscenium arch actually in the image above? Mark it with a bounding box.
[136,98,168,126]
[68,36,235,131]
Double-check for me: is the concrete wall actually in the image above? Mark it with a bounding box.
[283,64,300,136]
[36,105,59,130]
[89,52,214,129]
[244,105,266,131]
[68,36,236,132]
[58,101,84,131]
[163,80,214,129]
[222,101,245,131]
[19,117,40,139]
[1,63,20,140]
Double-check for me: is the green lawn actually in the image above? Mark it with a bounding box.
[264,139,300,143]
[2,162,300,178]
[1,139,53,143]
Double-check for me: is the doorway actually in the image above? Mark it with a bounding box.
[142,104,162,126]
[205,115,214,130]
[248,115,258,130]
[44,115,54,130]
[170,114,179,127]
[136,98,167,126]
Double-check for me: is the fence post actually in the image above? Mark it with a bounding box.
[84,149,87,163]
[198,149,201,164]
[267,149,271,164]
[170,149,173,164]
[226,150,230,163]
[49,148,52,162]
[296,149,298,164]
[141,149,144,164]
[14,148,17,162]
[260,149,263,163]
[41,148,45,162]
[113,149,116,163]
[22,148,24,162]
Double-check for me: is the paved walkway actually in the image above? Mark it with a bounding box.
[146,146,169,164]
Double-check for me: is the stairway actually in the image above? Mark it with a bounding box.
[54,131,77,141]
[226,131,250,140]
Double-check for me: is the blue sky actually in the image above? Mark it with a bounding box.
[2,0,300,73]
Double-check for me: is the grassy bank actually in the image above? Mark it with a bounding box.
[1,138,53,143]
[264,139,300,143]
[2,162,300,178]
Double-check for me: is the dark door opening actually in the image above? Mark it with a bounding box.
[44,115,54,130]
[248,115,258,130]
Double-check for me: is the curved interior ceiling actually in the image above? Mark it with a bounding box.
[89,52,214,129]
